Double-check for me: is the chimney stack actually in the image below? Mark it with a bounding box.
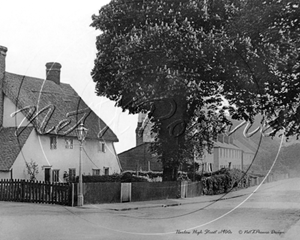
[136,122,144,146]
[0,45,8,127]
[136,113,146,146]
[46,62,61,85]
[0,45,7,75]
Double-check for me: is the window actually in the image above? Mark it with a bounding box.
[65,138,73,149]
[69,168,76,182]
[98,142,106,152]
[50,136,57,149]
[92,169,100,176]
[44,168,51,182]
[52,170,59,182]
[104,167,109,175]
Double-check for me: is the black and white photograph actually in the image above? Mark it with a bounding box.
[0,0,299,239]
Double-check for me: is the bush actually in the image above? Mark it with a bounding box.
[202,168,249,195]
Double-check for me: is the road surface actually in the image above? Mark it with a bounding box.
[0,178,299,240]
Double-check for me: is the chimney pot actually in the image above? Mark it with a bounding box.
[0,45,8,74]
[0,45,8,56]
[0,45,7,127]
[46,62,61,85]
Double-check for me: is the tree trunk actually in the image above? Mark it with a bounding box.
[151,95,188,181]
[162,167,179,181]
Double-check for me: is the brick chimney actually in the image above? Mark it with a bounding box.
[0,45,8,127]
[136,113,146,146]
[136,121,143,146]
[46,62,61,85]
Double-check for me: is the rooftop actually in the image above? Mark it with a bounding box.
[3,72,118,142]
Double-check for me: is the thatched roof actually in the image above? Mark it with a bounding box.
[3,72,118,142]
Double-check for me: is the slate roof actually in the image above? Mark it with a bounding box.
[118,143,162,172]
[214,141,241,150]
[233,140,255,154]
[3,72,118,142]
[0,127,33,171]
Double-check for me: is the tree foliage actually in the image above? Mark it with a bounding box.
[91,0,300,180]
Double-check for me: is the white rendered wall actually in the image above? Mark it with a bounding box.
[11,130,121,182]
[218,148,243,170]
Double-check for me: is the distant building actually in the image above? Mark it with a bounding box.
[118,143,161,172]
[119,112,160,172]
[0,45,121,182]
[233,138,255,170]
[195,133,245,172]
[119,112,256,173]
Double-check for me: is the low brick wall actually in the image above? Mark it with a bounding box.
[78,181,203,205]
[131,181,181,202]
[83,182,121,204]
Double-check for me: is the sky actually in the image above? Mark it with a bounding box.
[0,0,138,153]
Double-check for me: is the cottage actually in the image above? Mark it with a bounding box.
[0,45,121,182]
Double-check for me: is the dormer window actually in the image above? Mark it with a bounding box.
[50,136,57,150]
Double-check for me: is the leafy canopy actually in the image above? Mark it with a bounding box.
[91,0,300,171]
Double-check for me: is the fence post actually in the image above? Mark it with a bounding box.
[4,179,7,201]
[20,180,23,202]
[0,180,2,201]
[71,183,74,207]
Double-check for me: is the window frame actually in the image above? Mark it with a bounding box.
[52,169,60,182]
[92,169,100,176]
[65,138,73,149]
[69,168,76,182]
[98,141,106,153]
[50,136,57,150]
[104,167,109,176]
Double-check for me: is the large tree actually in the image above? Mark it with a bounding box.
[91,0,299,180]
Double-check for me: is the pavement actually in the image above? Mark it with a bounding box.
[1,178,299,240]
[78,182,270,212]
[74,179,300,239]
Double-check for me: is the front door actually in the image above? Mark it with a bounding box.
[44,168,50,182]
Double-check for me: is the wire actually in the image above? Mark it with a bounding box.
[82,147,100,169]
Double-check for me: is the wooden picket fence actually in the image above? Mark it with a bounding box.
[0,179,71,205]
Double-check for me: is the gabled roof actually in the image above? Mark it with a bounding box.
[118,143,162,172]
[0,127,33,171]
[233,140,255,154]
[3,72,118,142]
[214,141,241,150]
